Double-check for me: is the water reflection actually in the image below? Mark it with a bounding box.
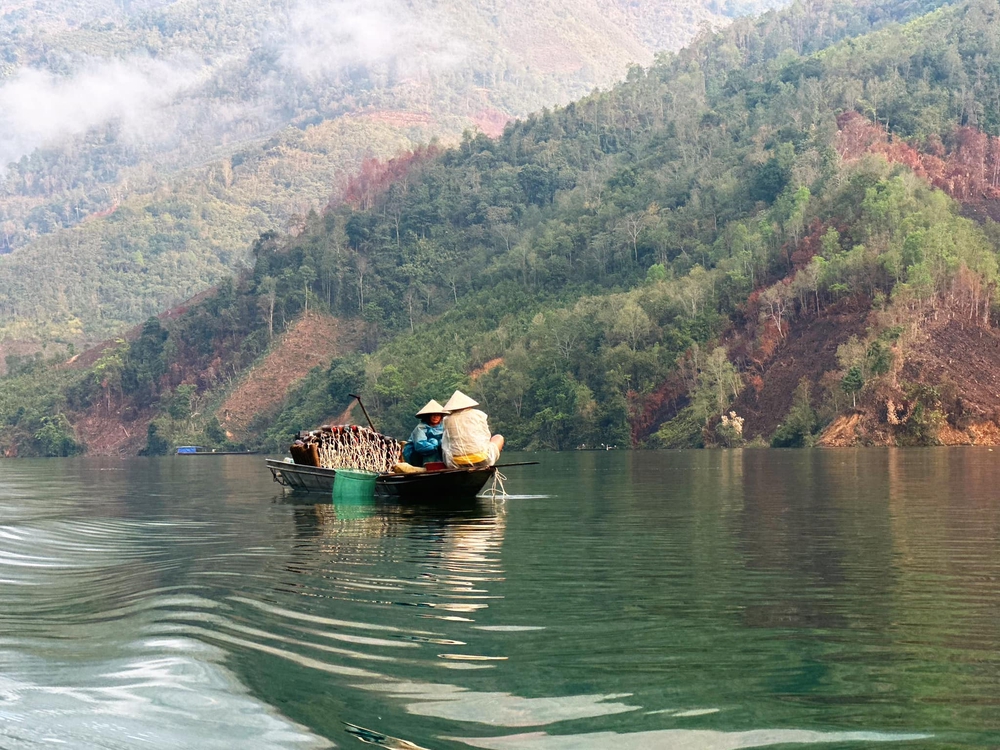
[241,473,926,746]
[222,493,660,734]
[275,497,509,617]
[1,453,997,748]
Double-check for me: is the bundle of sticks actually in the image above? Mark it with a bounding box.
[289,424,401,473]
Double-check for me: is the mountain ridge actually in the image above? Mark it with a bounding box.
[8,0,1000,456]
[0,0,788,345]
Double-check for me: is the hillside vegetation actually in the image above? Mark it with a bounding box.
[0,0,786,345]
[9,0,1000,455]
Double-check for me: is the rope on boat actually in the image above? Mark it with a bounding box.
[484,470,507,499]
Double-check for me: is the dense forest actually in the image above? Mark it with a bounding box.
[0,0,787,344]
[6,0,1000,456]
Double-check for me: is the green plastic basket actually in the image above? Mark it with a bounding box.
[332,468,379,504]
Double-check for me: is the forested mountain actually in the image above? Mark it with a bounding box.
[7,0,1000,456]
[0,0,788,346]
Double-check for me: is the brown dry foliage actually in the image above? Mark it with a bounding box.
[218,313,363,439]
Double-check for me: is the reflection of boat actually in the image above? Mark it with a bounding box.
[265,458,497,501]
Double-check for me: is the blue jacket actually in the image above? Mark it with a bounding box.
[403,422,444,466]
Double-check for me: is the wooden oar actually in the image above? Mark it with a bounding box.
[349,394,377,432]
[493,461,540,468]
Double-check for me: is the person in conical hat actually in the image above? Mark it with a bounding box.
[417,398,449,417]
[402,399,449,467]
[441,390,505,469]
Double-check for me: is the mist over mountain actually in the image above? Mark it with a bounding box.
[0,0,787,176]
[0,0,789,345]
[0,56,209,170]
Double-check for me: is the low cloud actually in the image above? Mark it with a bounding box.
[0,56,207,171]
[0,0,470,173]
[278,0,468,81]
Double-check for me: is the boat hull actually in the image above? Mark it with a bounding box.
[265,459,497,502]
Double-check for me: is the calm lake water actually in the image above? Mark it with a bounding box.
[1,449,998,749]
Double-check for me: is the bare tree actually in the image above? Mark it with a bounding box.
[760,282,792,338]
[261,276,277,339]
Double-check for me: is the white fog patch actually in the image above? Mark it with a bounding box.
[0,56,208,171]
[278,0,468,81]
[0,0,470,173]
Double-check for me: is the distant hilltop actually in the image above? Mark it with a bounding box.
[0,0,788,346]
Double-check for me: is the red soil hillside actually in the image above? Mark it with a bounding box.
[473,109,511,138]
[732,307,869,440]
[731,300,1000,447]
[904,318,1000,414]
[218,313,363,439]
[837,113,1000,204]
[73,407,157,458]
[817,312,1000,447]
[470,357,503,380]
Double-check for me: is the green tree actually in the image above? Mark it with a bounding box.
[92,341,127,412]
[771,378,818,447]
[842,366,864,408]
[611,301,652,351]
[692,347,742,424]
[168,385,197,421]
[141,423,171,456]
[121,318,169,407]
[260,276,278,339]
[34,415,80,457]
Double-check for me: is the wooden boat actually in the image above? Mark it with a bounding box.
[265,458,498,502]
[177,446,258,456]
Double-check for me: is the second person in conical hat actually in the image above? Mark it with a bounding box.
[402,399,449,467]
[441,390,505,469]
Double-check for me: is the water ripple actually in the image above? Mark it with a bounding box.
[0,452,996,748]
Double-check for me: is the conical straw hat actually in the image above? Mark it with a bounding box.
[416,399,449,417]
[443,390,478,411]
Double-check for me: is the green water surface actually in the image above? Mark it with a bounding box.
[0,449,997,749]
